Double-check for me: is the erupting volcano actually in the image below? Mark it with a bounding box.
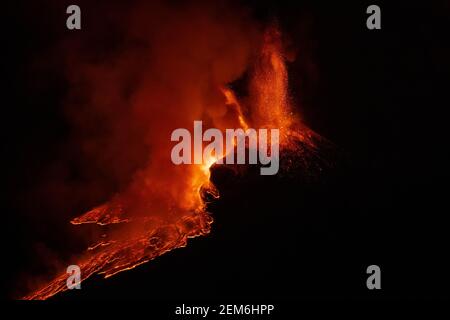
[24,22,331,300]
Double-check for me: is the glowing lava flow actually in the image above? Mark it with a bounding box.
[24,26,320,300]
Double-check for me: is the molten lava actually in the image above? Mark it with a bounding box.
[24,26,323,300]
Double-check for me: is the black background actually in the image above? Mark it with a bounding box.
[3,0,450,301]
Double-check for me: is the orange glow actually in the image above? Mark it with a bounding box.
[23,26,310,300]
[202,155,219,175]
